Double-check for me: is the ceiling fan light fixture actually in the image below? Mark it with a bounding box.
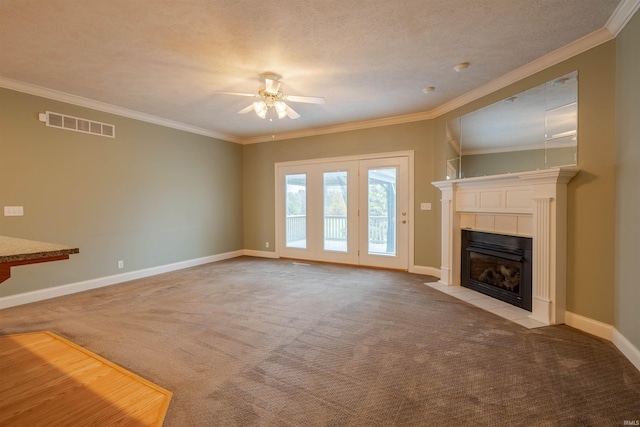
[275,101,288,118]
[253,101,267,118]
[275,101,287,113]
[453,62,470,72]
[225,72,323,120]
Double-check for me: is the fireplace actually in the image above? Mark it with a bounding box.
[433,168,578,324]
[461,230,532,311]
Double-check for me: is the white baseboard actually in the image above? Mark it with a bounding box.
[2,254,638,373]
[410,265,441,278]
[613,329,640,372]
[565,311,614,341]
[565,311,640,373]
[0,250,244,310]
[243,249,279,259]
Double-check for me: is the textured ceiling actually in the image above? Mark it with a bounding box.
[0,0,625,143]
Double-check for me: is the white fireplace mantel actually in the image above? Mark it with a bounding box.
[432,168,579,325]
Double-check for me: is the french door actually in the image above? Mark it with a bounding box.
[276,155,409,270]
[358,157,409,269]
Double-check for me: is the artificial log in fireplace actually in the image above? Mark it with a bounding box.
[461,230,532,311]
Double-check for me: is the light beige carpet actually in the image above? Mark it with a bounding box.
[1,257,639,426]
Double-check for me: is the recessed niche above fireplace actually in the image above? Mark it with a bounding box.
[444,71,578,179]
[461,230,532,311]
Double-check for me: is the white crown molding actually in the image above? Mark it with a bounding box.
[239,26,616,144]
[2,15,627,145]
[0,77,241,144]
[239,110,434,145]
[606,0,640,36]
[428,27,615,119]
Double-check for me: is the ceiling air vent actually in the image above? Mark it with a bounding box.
[39,111,115,138]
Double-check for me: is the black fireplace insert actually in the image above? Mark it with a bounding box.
[461,230,532,311]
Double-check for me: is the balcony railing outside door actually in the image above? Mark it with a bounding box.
[286,215,391,252]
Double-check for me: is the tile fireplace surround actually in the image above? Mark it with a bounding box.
[432,168,579,325]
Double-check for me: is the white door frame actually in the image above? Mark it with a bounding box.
[275,151,414,270]
[358,156,409,270]
[276,160,360,264]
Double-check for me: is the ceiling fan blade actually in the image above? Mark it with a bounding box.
[285,95,326,104]
[238,105,254,114]
[264,78,281,95]
[215,91,257,97]
[285,105,301,119]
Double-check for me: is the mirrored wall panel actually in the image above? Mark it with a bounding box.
[445,71,577,179]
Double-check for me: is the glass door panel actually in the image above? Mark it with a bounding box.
[285,174,307,248]
[278,156,408,270]
[323,171,348,252]
[359,157,408,270]
[367,168,397,256]
[279,162,357,264]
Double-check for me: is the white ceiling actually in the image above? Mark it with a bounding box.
[0,0,635,144]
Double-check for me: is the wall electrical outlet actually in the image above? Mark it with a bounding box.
[265,242,270,248]
[4,206,24,216]
[117,260,124,269]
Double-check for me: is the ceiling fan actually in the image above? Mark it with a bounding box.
[220,72,325,120]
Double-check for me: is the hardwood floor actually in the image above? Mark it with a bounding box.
[0,331,172,426]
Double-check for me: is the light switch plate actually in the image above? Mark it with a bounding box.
[420,203,432,211]
[4,206,24,216]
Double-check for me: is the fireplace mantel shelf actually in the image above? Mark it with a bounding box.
[432,167,579,325]
[433,167,579,189]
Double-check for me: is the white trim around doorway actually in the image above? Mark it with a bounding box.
[274,150,415,270]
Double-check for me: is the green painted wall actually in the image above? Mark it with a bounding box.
[461,149,546,178]
[0,34,629,334]
[460,147,576,178]
[615,12,640,349]
[245,41,618,326]
[0,88,244,298]
[243,121,441,268]
[433,41,617,325]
